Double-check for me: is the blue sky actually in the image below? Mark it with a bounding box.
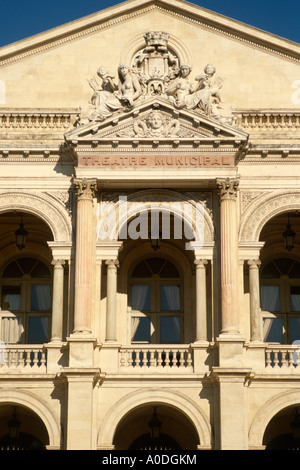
[0,0,299,48]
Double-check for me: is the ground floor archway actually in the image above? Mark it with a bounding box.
[0,403,50,450]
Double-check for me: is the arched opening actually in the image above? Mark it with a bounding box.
[129,256,183,344]
[259,211,300,344]
[0,404,49,450]
[117,208,200,345]
[263,406,300,450]
[0,212,54,344]
[113,404,200,450]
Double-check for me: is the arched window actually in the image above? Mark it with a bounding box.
[260,258,300,344]
[129,257,183,344]
[0,257,52,344]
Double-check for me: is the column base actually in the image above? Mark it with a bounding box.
[67,334,97,368]
[216,334,246,367]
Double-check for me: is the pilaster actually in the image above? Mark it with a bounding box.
[212,367,252,450]
[62,368,100,450]
[194,259,208,342]
[73,178,97,334]
[248,259,262,342]
[216,177,240,336]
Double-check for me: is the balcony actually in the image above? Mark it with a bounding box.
[119,345,194,371]
[0,342,299,376]
[0,344,47,372]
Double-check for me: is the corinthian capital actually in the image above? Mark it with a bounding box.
[216,178,239,201]
[74,178,97,201]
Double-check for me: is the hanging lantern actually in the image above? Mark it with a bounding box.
[7,408,21,440]
[148,407,162,439]
[283,216,296,252]
[15,214,28,250]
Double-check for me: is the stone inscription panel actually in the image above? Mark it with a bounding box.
[78,154,235,167]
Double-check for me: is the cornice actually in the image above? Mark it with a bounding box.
[0,0,299,68]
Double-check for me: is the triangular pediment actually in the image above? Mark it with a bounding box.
[64,97,249,152]
[1,0,299,112]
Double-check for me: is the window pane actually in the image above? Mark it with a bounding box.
[263,317,283,343]
[289,318,300,344]
[31,285,51,311]
[31,261,51,278]
[160,317,180,343]
[18,257,37,274]
[2,262,22,278]
[261,261,280,279]
[28,316,49,343]
[260,285,280,311]
[291,286,300,312]
[160,261,179,278]
[161,285,180,310]
[1,286,21,311]
[132,261,152,278]
[131,285,150,311]
[131,317,150,342]
[289,262,300,279]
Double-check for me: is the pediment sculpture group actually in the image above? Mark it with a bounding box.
[80,31,224,128]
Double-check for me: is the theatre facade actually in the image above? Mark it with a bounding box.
[0,0,300,450]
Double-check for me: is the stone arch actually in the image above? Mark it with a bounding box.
[239,191,300,243]
[0,191,72,242]
[0,388,61,448]
[248,389,300,449]
[97,189,214,245]
[98,388,211,449]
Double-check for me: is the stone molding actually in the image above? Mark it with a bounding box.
[0,190,72,242]
[97,188,214,243]
[0,388,61,448]
[1,1,299,68]
[97,387,211,450]
[239,190,300,242]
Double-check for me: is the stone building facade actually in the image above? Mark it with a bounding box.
[0,0,300,450]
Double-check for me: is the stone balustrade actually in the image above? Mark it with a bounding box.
[234,110,300,131]
[119,345,193,371]
[0,344,47,371]
[265,345,300,370]
[0,109,79,131]
[0,342,300,375]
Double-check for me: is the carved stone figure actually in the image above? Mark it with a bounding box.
[117,110,180,138]
[77,32,226,127]
[82,64,143,123]
[166,64,222,117]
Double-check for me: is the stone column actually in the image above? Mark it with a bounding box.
[194,259,208,341]
[105,259,119,342]
[51,259,65,342]
[248,259,262,342]
[216,178,240,335]
[73,178,97,334]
